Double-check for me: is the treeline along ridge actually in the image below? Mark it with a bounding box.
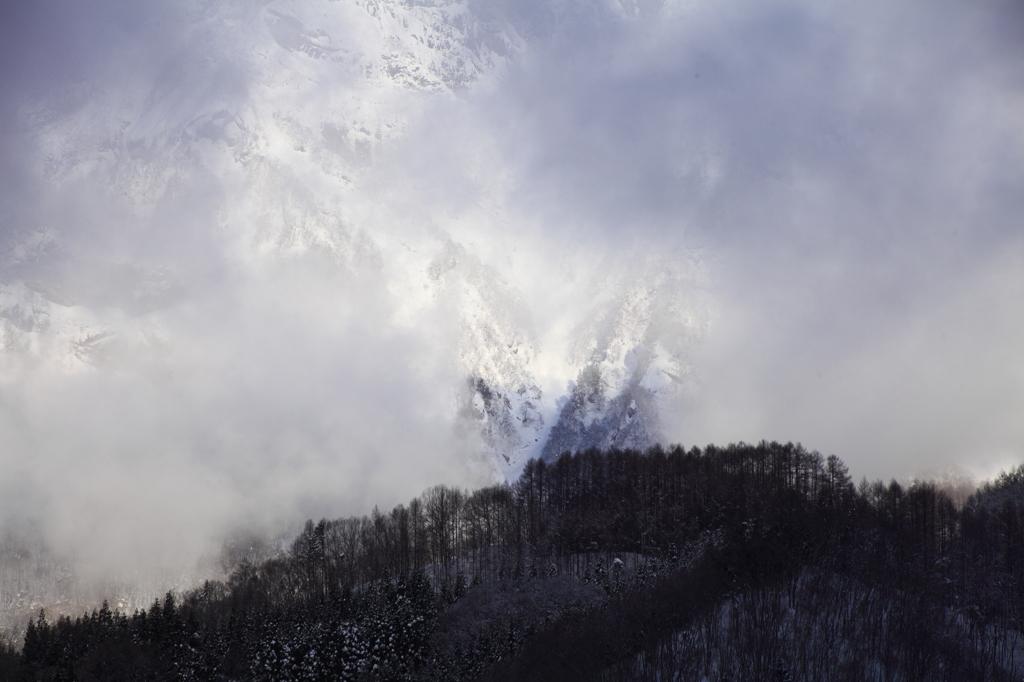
[4,442,1024,680]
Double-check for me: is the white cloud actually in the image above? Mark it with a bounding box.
[0,0,1021,607]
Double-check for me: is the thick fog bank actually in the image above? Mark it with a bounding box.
[0,0,1021,619]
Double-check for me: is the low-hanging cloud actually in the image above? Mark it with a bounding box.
[439,0,1024,480]
[0,0,1022,613]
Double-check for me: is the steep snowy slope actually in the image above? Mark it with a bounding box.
[542,255,708,460]
[0,0,707,481]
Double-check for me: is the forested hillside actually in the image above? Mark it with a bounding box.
[3,443,1023,680]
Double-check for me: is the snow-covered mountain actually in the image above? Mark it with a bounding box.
[543,258,707,460]
[0,0,708,480]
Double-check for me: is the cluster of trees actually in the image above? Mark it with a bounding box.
[12,574,439,681]
[224,443,864,600]
[1,442,1022,680]
[600,568,1015,681]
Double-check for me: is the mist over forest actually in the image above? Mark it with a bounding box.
[0,0,1022,674]
[4,444,1024,680]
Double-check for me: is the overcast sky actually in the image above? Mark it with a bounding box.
[0,0,1023,585]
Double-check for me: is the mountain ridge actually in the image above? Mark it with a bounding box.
[0,0,708,477]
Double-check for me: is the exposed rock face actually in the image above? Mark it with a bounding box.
[460,376,545,465]
[541,261,707,462]
[542,362,661,459]
[0,0,709,479]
